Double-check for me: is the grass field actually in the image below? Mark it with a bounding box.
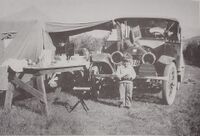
[0,65,199,135]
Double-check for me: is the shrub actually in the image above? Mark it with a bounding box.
[70,34,106,53]
[183,39,200,65]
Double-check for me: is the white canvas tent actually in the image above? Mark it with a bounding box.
[0,7,113,64]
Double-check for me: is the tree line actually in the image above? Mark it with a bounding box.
[183,38,200,66]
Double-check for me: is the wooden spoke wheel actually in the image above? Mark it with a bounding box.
[162,63,177,105]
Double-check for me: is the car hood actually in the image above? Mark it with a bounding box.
[137,39,165,49]
[91,53,111,62]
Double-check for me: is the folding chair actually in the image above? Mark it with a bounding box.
[69,86,91,112]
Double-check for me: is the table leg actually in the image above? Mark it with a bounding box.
[36,75,49,116]
[4,82,15,111]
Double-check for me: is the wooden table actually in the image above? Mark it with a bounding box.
[4,63,88,116]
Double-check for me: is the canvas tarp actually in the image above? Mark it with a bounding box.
[46,20,113,34]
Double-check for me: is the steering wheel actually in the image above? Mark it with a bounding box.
[149,27,165,38]
[152,31,164,38]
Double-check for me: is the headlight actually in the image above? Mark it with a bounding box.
[141,52,156,64]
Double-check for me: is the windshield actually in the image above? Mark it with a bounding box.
[117,18,179,40]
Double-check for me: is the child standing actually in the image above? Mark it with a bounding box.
[116,57,136,108]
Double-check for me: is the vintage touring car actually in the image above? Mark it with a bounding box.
[90,17,185,105]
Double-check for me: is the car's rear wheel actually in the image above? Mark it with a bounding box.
[162,62,177,105]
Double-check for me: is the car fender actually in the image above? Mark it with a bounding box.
[91,53,115,73]
[158,55,175,65]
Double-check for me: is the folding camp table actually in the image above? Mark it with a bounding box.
[4,62,88,116]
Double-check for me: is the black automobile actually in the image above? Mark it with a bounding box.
[90,17,185,105]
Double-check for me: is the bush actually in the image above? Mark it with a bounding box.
[183,40,200,65]
[70,34,106,53]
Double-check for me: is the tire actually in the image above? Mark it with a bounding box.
[162,63,177,105]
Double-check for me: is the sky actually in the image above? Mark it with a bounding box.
[0,0,199,38]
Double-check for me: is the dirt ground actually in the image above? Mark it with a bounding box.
[0,64,200,135]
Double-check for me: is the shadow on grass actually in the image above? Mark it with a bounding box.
[52,98,73,112]
[131,88,163,105]
[14,101,43,115]
[95,98,120,107]
[89,85,120,107]
[11,89,44,115]
[54,88,121,109]
[133,93,162,105]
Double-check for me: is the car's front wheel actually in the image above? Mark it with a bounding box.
[162,62,177,105]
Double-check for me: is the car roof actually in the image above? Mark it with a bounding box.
[114,17,179,23]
